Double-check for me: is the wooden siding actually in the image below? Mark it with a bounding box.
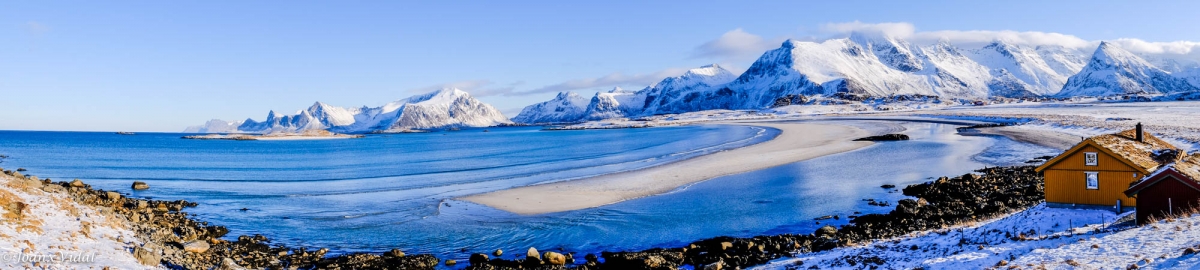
[1045,170,1140,206]
[1049,145,1142,172]
[1044,145,1143,206]
[1135,175,1200,224]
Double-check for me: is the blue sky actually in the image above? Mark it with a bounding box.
[3,1,1200,131]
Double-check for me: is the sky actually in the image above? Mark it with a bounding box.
[3,1,1200,132]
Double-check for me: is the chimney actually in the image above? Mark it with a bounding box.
[1136,122,1144,142]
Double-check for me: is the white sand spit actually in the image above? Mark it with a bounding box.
[460,122,873,215]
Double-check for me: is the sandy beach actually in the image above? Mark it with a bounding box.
[459,122,874,215]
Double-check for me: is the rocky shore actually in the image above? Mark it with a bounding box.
[460,166,1044,270]
[1,169,437,269]
[2,165,1043,270]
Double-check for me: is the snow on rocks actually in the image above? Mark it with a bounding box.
[754,204,1124,270]
[0,171,152,269]
[1011,214,1200,269]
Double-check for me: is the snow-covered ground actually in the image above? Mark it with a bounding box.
[755,204,1200,270]
[559,101,1200,152]
[753,204,1129,269]
[0,173,154,269]
[910,101,1200,150]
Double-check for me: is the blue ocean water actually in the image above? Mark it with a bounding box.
[0,122,1057,264]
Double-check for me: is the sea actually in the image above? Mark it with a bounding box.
[0,121,1058,263]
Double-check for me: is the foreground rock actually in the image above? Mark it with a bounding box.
[853,134,911,141]
[4,171,440,270]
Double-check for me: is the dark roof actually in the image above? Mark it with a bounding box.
[1038,128,1179,174]
[1126,153,1200,196]
[1090,129,1179,172]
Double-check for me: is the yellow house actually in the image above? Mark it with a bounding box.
[1036,124,1180,208]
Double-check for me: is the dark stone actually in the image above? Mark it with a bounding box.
[814,226,838,238]
[854,134,910,141]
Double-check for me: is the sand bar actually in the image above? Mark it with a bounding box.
[459,122,874,215]
[972,126,1080,150]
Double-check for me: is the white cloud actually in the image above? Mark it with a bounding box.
[775,21,1200,58]
[820,21,916,39]
[1105,38,1200,55]
[691,29,774,60]
[406,80,524,97]
[517,68,691,96]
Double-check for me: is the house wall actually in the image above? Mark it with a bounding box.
[1044,145,1142,206]
[1136,175,1200,224]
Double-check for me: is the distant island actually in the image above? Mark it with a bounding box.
[183,129,364,141]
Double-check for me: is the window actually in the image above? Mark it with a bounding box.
[1084,152,1098,166]
[1085,172,1099,190]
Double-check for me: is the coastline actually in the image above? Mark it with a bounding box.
[182,134,365,141]
[0,158,1053,269]
[459,121,875,215]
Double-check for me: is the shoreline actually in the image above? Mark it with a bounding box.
[182,134,365,141]
[460,121,875,215]
[0,159,1052,270]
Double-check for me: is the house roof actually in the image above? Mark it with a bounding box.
[1036,128,1179,174]
[1126,153,1200,196]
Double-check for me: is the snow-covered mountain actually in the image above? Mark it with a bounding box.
[497,34,1200,125]
[1057,42,1200,97]
[510,92,590,124]
[512,65,735,124]
[183,119,245,133]
[188,88,511,133]
[582,87,649,120]
[638,64,738,115]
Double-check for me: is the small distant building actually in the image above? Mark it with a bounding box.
[1125,153,1200,224]
[1036,123,1180,209]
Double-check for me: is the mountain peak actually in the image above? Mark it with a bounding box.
[781,39,798,49]
[684,64,733,78]
[434,87,468,96]
[554,91,580,99]
[1090,41,1146,66]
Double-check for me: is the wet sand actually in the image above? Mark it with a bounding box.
[459,122,874,215]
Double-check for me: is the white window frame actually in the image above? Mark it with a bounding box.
[1084,152,1098,166]
[1085,172,1099,190]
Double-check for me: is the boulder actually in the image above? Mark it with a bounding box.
[183,241,210,253]
[387,248,405,257]
[815,225,838,238]
[105,191,121,200]
[601,250,684,270]
[41,184,65,193]
[69,179,86,188]
[543,252,566,265]
[217,257,246,270]
[132,181,150,190]
[445,259,456,266]
[526,247,540,260]
[469,253,489,265]
[134,247,161,266]
[493,249,503,256]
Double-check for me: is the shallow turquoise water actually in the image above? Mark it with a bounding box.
[0,122,1057,263]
